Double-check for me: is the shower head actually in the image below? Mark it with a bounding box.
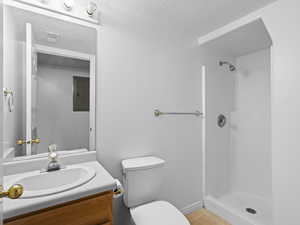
[219,61,236,72]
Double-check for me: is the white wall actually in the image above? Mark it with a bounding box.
[97,26,203,224]
[259,1,300,224]
[230,49,271,198]
[37,64,89,154]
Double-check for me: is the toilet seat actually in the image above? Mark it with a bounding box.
[130,201,190,225]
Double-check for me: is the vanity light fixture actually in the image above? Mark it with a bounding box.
[64,0,74,11]
[40,0,50,3]
[87,1,97,16]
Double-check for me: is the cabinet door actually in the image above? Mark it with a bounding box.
[4,192,113,225]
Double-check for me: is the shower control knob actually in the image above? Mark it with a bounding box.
[217,114,227,128]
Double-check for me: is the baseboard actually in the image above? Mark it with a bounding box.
[181,201,204,215]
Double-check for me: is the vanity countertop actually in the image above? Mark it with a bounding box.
[3,161,116,219]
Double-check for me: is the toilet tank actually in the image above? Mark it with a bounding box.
[122,156,165,208]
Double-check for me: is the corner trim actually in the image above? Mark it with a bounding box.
[180,201,203,215]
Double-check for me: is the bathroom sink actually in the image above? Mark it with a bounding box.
[6,165,96,198]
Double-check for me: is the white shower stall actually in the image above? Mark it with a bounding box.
[201,19,273,225]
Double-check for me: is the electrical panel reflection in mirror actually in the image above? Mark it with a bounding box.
[73,76,90,112]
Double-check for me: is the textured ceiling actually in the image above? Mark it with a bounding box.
[100,0,276,42]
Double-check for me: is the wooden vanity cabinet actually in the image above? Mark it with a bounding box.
[4,191,113,225]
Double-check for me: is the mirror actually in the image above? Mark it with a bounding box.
[3,5,97,161]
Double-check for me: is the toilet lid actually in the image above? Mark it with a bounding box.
[130,201,190,225]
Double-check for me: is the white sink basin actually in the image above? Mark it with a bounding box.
[6,165,96,198]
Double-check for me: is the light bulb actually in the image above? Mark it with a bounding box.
[87,1,97,16]
[64,0,74,11]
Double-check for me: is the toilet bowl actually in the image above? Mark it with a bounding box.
[130,201,190,225]
[121,156,190,225]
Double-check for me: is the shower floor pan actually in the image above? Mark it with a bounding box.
[205,192,272,225]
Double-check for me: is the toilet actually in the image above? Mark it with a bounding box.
[122,156,190,225]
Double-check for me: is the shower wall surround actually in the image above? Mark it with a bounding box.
[231,49,271,198]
